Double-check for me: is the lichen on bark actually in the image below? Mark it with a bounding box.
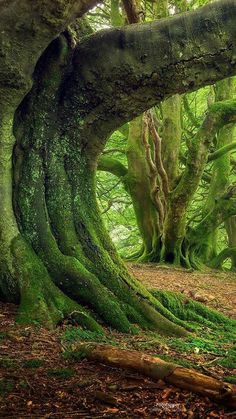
[1,0,236,332]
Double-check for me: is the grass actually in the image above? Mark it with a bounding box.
[0,332,8,340]
[224,375,236,384]
[63,328,104,342]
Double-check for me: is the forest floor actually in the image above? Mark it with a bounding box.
[129,264,236,319]
[0,265,235,418]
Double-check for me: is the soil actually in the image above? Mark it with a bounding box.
[0,266,235,418]
[129,264,236,319]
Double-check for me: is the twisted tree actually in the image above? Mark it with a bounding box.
[1,0,236,332]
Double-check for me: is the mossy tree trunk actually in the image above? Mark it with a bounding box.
[125,116,161,261]
[1,0,236,330]
[188,78,236,268]
[225,216,236,270]
[99,97,236,267]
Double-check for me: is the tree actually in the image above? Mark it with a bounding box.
[97,1,236,267]
[1,0,236,332]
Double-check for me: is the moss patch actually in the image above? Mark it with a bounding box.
[224,375,236,384]
[23,359,45,368]
[47,368,75,379]
[0,358,17,368]
[0,379,14,396]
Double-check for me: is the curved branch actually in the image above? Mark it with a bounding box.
[190,196,236,242]
[97,156,128,178]
[0,0,98,104]
[208,141,236,162]
[210,247,236,268]
[65,0,236,141]
[171,100,236,210]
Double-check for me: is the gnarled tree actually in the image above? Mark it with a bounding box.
[1,0,236,332]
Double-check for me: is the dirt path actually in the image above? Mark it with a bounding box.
[0,266,235,418]
[128,264,236,318]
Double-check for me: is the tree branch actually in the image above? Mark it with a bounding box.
[208,141,236,162]
[66,0,236,143]
[0,0,99,107]
[97,156,128,178]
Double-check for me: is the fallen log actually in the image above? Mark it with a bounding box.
[72,343,236,408]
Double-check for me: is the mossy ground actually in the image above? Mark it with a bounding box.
[0,265,235,417]
[61,288,235,385]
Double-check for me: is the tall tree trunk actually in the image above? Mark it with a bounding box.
[188,77,236,268]
[1,0,236,329]
[126,116,161,261]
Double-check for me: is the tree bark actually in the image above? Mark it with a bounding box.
[225,216,236,269]
[188,78,236,268]
[73,343,236,408]
[1,0,236,329]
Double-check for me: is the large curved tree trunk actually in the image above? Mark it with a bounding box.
[1,0,236,331]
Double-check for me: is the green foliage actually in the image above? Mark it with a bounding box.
[224,375,236,384]
[62,327,114,344]
[62,350,87,361]
[62,327,111,344]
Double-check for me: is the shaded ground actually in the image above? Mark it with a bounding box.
[0,266,236,418]
[129,264,236,319]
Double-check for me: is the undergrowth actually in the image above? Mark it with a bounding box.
[61,290,236,378]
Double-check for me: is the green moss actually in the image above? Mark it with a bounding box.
[0,358,17,368]
[63,327,104,342]
[210,99,236,126]
[18,380,30,390]
[23,359,45,368]
[224,375,236,384]
[218,350,236,368]
[62,350,87,361]
[47,368,75,379]
[157,354,195,369]
[0,379,14,396]
[151,289,235,329]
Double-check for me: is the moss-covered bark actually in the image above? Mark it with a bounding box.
[188,78,236,268]
[1,0,236,331]
[225,216,236,270]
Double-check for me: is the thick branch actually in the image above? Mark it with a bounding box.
[172,100,236,209]
[97,156,128,178]
[208,141,236,162]
[66,0,236,142]
[0,0,98,107]
[210,246,236,268]
[191,196,236,242]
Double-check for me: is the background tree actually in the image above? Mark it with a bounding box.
[97,1,236,268]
